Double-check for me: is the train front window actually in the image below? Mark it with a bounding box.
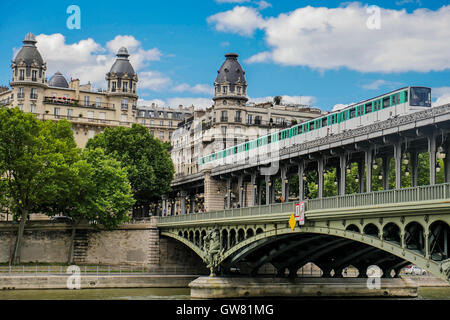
[410,87,431,107]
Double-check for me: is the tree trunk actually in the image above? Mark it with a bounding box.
[12,209,28,265]
[67,221,79,264]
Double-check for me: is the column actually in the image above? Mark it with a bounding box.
[410,151,419,187]
[238,175,244,208]
[358,161,365,193]
[281,166,288,202]
[162,195,167,216]
[258,178,263,205]
[180,191,187,215]
[382,156,391,190]
[429,133,437,185]
[265,175,272,205]
[365,148,373,193]
[298,161,305,201]
[444,144,450,183]
[227,178,232,209]
[318,156,324,199]
[170,200,175,216]
[339,154,346,196]
[190,195,195,213]
[251,172,257,206]
[394,141,402,189]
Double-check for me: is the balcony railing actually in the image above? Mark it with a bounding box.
[234,117,242,123]
[17,93,25,99]
[220,117,228,122]
[30,94,38,100]
[44,97,114,109]
[121,104,128,110]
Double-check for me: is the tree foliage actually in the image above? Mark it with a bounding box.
[86,124,174,205]
[0,107,79,263]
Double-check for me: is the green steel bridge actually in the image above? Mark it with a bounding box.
[158,183,450,281]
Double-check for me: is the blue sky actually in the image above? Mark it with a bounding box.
[0,0,449,111]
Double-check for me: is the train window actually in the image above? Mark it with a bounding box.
[410,87,431,107]
[404,91,408,103]
[357,106,362,116]
[365,102,372,114]
[341,111,346,121]
[383,97,390,108]
[322,117,327,127]
[349,108,356,119]
[309,122,315,131]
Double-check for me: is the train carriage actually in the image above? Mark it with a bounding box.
[199,86,432,170]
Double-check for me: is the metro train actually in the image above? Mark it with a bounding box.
[199,86,432,169]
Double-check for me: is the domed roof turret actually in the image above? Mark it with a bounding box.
[108,47,136,77]
[13,33,45,67]
[215,53,246,90]
[48,71,69,88]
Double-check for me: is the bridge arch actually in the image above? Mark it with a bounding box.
[363,223,379,238]
[428,220,449,261]
[405,221,425,255]
[346,224,360,233]
[382,222,401,245]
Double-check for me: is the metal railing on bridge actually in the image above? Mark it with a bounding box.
[159,183,450,224]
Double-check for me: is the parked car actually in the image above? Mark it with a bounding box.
[404,265,427,275]
[50,216,73,223]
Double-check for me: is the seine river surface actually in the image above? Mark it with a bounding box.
[0,287,449,300]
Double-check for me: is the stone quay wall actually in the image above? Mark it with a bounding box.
[0,218,206,271]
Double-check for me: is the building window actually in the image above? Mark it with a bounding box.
[160,132,164,140]
[18,87,24,99]
[160,120,164,126]
[100,112,106,121]
[67,109,73,117]
[88,111,94,119]
[19,69,24,81]
[223,86,227,94]
[123,82,128,92]
[139,111,145,117]
[169,121,173,127]
[30,88,37,100]
[221,127,227,135]
[150,131,154,136]
[221,111,228,122]
[247,114,253,124]
[141,119,146,125]
[32,70,37,82]
[121,99,128,110]
[54,107,60,117]
[84,96,90,107]
[30,104,36,113]
[18,104,24,111]
[96,97,102,107]
[111,82,116,92]
[223,100,227,105]
[237,86,241,94]
[151,120,155,125]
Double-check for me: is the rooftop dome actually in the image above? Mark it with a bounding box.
[13,32,45,67]
[215,53,246,89]
[48,71,69,88]
[109,47,136,77]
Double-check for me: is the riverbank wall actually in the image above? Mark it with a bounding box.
[0,219,206,272]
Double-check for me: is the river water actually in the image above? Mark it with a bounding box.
[0,287,448,300]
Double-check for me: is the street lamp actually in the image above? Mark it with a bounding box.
[436,162,441,173]
[405,167,410,177]
[402,153,409,165]
[373,159,378,170]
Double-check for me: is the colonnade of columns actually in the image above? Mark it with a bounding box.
[163,133,450,214]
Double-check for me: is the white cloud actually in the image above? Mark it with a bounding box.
[34,33,164,90]
[207,6,265,37]
[209,3,450,73]
[138,71,172,91]
[172,83,214,95]
[257,1,271,10]
[433,87,450,106]
[362,80,403,90]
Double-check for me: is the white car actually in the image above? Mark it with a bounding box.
[404,265,427,275]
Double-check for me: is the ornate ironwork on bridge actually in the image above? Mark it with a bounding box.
[158,183,450,282]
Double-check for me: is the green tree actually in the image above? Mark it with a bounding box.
[39,148,135,263]
[0,107,79,264]
[86,124,175,206]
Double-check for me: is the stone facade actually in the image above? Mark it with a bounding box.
[0,220,205,270]
[0,33,192,147]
